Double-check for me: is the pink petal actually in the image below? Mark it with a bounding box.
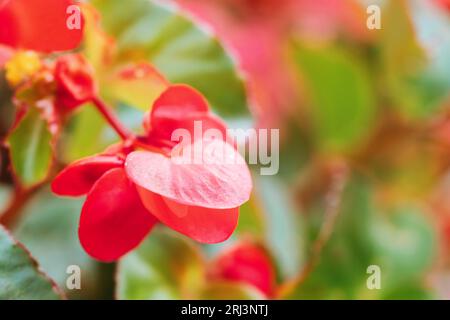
[79,168,157,262]
[125,139,252,209]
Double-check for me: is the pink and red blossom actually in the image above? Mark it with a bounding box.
[52,84,252,261]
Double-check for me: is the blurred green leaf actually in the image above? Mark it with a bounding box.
[371,204,436,291]
[7,108,53,188]
[0,225,62,299]
[253,174,304,279]
[101,64,168,111]
[63,103,108,162]
[117,227,205,300]
[379,0,449,118]
[91,0,248,117]
[12,189,110,299]
[288,175,436,299]
[234,196,265,237]
[293,43,376,153]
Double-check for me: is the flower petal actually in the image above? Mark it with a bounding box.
[208,241,276,297]
[51,154,124,196]
[137,188,238,243]
[125,139,252,209]
[0,44,13,68]
[0,0,84,52]
[79,168,157,262]
[54,54,97,111]
[144,84,227,143]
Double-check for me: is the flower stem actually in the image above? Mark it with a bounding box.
[92,96,133,140]
[0,187,38,228]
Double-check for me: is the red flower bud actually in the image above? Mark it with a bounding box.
[54,54,97,112]
[208,242,276,298]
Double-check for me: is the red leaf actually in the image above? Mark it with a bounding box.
[79,168,157,262]
[125,139,252,209]
[0,0,84,52]
[137,188,238,244]
[52,154,124,196]
[208,241,276,297]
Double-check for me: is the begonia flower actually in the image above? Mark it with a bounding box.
[52,84,252,261]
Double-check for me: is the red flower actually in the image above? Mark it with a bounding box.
[0,0,84,53]
[208,241,276,298]
[52,85,252,262]
[435,0,450,12]
[54,54,97,112]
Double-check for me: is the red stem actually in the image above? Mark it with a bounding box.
[91,96,133,140]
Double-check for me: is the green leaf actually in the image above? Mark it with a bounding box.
[101,64,168,111]
[12,189,111,299]
[91,0,248,117]
[117,227,205,300]
[288,175,436,299]
[379,0,449,118]
[293,43,376,153]
[0,225,62,299]
[63,103,109,162]
[253,174,305,279]
[371,204,436,291]
[7,108,53,188]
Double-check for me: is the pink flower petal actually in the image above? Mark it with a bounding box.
[125,139,252,209]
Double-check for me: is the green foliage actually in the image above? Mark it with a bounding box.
[117,227,205,300]
[379,0,450,118]
[0,225,62,300]
[12,189,111,299]
[288,176,436,299]
[91,0,248,117]
[293,43,376,153]
[252,174,305,279]
[7,108,53,188]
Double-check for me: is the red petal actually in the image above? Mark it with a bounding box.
[125,139,252,209]
[137,188,238,243]
[54,54,96,111]
[52,155,124,196]
[144,85,227,143]
[0,0,84,52]
[208,242,276,297]
[79,168,157,262]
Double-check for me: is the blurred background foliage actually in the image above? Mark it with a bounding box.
[1,0,450,299]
